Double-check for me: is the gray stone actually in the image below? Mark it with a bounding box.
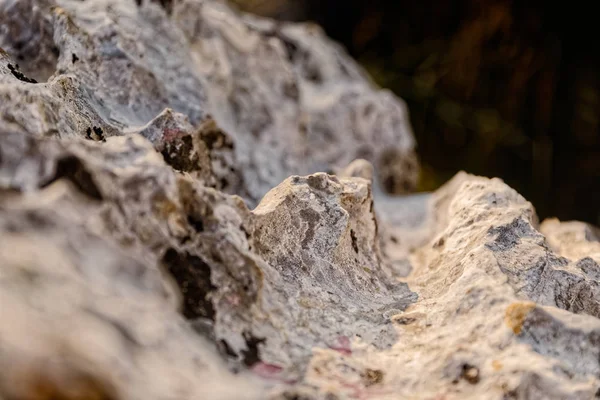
[2,0,600,399]
[292,173,600,399]
[0,0,418,205]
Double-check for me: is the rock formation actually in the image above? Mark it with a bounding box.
[1,1,600,399]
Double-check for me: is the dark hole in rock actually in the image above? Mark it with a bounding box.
[93,126,105,141]
[85,127,105,142]
[161,248,215,320]
[199,121,234,151]
[187,214,204,232]
[458,364,480,384]
[305,65,322,83]
[241,331,266,367]
[150,0,174,14]
[219,177,229,189]
[160,136,199,173]
[41,156,103,200]
[350,229,359,253]
[280,37,299,62]
[219,339,237,358]
[7,63,37,83]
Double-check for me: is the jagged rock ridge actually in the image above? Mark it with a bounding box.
[1,1,600,400]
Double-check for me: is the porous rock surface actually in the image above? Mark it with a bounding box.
[0,0,417,203]
[1,1,600,400]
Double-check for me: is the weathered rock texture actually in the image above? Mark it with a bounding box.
[1,1,600,400]
[0,0,417,203]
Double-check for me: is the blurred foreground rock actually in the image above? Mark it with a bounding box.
[1,1,600,399]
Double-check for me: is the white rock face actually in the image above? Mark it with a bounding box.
[2,1,600,400]
[294,173,600,399]
[0,0,417,204]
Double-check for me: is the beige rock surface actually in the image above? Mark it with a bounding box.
[2,1,600,400]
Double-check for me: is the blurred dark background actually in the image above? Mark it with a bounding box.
[232,0,600,225]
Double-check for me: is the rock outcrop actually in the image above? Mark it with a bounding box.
[0,0,417,203]
[1,1,600,399]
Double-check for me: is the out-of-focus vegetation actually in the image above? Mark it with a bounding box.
[233,0,600,225]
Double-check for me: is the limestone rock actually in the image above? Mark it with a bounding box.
[0,127,416,384]
[1,0,600,399]
[0,0,418,205]
[0,157,262,400]
[252,173,416,375]
[284,173,600,399]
